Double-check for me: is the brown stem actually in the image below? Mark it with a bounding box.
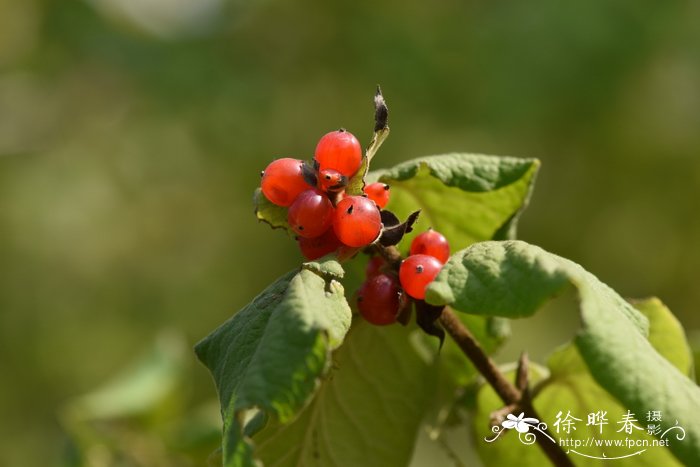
[371,244,402,268]
[438,307,573,467]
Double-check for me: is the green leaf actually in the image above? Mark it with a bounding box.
[301,257,345,280]
[62,332,187,422]
[367,154,539,253]
[690,331,700,384]
[346,128,390,196]
[629,297,693,376]
[250,320,436,467]
[60,333,223,465]
[195,259,352,466]
[427,240,700,465]
[473,297,692,466]
[253,188,291,233]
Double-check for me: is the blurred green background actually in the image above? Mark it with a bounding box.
[1,0,699,465]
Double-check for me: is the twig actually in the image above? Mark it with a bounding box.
[438,307,573,467]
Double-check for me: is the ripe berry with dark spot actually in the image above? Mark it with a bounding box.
[288,190,334,238]
[333,196,382,247]
[357,274,401,326]
[364,182,391,209]
[410,229,450,263]
[314,129,363,177]
[399,254,443,299]
[297,228,341,260]
[260,158,310,207]
[318,168,348,192]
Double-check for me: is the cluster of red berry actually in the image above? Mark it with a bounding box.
[358,229,450,326]
[260,128,451,328]
[260,129,392,260]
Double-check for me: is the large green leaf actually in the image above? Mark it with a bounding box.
[367,153,539,252]
[195,259,352,467]
[250,320,436,467]
[473,297,692,466]
[426,240,700,465]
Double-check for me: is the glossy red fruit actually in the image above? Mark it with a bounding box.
[260,158,310,207]
[357,274,401,325]
[314,129,363,177]
[333,196,382,247]
[410,229,450,263]
[365,256,385,278]
[318,168,348,192]
[364,183,391,209]
[288,190,334,238]
[297,229,341,260]
[399,254,443,300]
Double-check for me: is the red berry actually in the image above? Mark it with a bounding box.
[410,229,450,263]
[314,129,363,177]
[365,256,385,278]
[288,190,334,238]
[364,183,391,209]
[399,254,443,299]
[297,229,341,260]
[260,158,310,207]
[357,274,401,326]
[333,196,382,247]
[318,168,348,192]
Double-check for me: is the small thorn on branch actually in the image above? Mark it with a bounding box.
[516,351,530,395]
